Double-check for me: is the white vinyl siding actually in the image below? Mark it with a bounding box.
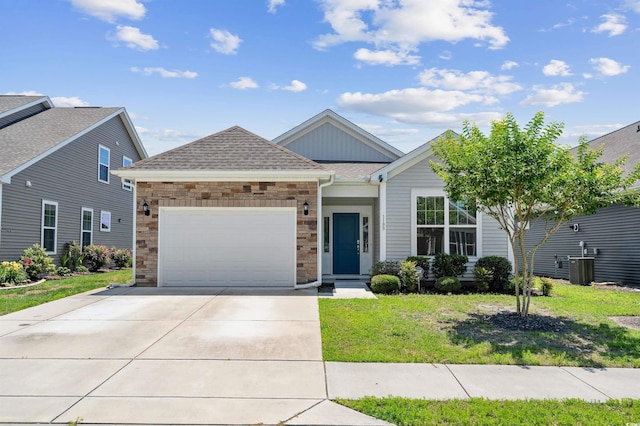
[41,200,58,254]
[122,156,132,190]
[81,208,93,247]
[98,145,110,183]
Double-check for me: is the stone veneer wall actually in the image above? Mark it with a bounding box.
[135,181,318,286]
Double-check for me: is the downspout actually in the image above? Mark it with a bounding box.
[295,174,335,290]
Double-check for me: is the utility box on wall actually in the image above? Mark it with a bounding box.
[568,257,595,285]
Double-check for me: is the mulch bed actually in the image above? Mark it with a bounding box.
[484,310,570,332]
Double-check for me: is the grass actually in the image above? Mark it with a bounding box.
[0,270,131,316]
[337,397,640,426]
[319,281,640,367]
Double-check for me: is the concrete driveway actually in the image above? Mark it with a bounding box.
[0,286,386,426]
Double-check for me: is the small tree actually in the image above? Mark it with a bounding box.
[431,111,639,316]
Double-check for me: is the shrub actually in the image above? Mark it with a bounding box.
[370,274,400,294]
[111,248,132,268]
[76,265,89,273]
[475,256,512,292]
[0,261,28,285]
[20,244,56,280]
[60,241,84,271]
[431,253,468,278]
[541,277,554,296]
[56,266,72,277]
[434,276,462,294]
[405,256,430,273]
[399,260,419,293]
[371,260,400,277]
[83,245,111,272]
[473,266,492,292]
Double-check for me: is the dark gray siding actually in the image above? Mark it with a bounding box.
[284,122,396,162]
[0,116,141,263]
[525,204,640,284]
[0,103,47,130]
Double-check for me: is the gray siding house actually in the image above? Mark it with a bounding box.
[525,120,640,285]
[0,95,147,263]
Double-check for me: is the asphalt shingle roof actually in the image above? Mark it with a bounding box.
[0,107,121,176]
[0,95,46,116]
[323,163,389,179]
[127,126,326,171]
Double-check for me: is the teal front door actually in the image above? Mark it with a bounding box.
[333,213,360,274]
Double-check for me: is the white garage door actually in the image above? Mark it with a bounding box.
[159,208,296,287]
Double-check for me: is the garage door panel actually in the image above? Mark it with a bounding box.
[159,208,296,287]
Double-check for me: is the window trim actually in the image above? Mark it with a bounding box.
[411,189,482,259]
[122,155,133,190]
[98,145,110,184]
[41,200,58,254]
[100,210,111,233]
[81,207,93,247]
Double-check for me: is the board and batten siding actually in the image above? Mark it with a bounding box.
[283,122,396,162]
[385,156,508,275]
[0,115,141,262]
[0,103,47,129]
[525,204,640,285]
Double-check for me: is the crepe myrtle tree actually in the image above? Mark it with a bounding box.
[430,111,640,316]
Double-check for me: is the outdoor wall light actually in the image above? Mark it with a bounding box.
[303,201,309,216]
[142,201,150,216]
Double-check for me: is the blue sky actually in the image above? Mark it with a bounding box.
[2,0,639,156]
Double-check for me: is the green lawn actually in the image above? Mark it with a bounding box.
[337,397,640,426]
[319,282,640,367]
[0,270,131,316]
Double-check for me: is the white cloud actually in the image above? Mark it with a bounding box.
[418,68,522,95]
[439,50,453,60]
[51,96,90,107]
[130,67,198,79]
[70,0,145,23]
[354,48,420,66]
[589,57,630,76]
[625,0,640,13]
[282,80,307,92]
[111,25,159,51]
[209,28,242,55]
[3,90,44,96]
[229,77,259,90]
[268,0,285,13]
[501,60,519,70]
[521,83,585,107]
[313,0,509,63]
[592,14,627,36]
[542,59,572,77]
[583,73,593,79]
[358,123,419,136]
[135,126,206,156]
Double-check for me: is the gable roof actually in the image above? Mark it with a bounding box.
[114,126,333,181]
[0,107,147,183]
[0,95,52,119]
[272,109,404,161]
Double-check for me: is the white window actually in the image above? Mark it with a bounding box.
[41,200,58,254]
[122,156,133,190]
[81,208,93,247]
[98,145,110,183]
[100,210,111,232]
[411,190,480,258]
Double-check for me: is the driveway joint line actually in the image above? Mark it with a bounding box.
[560,366,613,400]
[444,363,471,399]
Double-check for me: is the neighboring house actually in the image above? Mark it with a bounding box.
[525,120,640,285]
[0,95,147,263]
[115,110,509,288]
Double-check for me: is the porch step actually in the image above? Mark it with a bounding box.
[330,281,377,299]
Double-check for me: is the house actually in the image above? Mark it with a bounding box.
[114,110,510,287]
[525,120,640,285]
[0,95,147,263]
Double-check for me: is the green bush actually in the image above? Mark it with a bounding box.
[399,260,419,293]
[60,241,84,271]
[405,256,430,272]
[475,256,512,292]
[20,244,56,280]
[56,266,72,277]
[431,253,468,278]
[83,245,111,272]
[111,248,132,268]
[76,265,89,273]
[370,274,400,294]
[371,260,400,277]
[0,261,28,285]
[472,266,492,292]
[541,277,554,296]
[434,276,462,293]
